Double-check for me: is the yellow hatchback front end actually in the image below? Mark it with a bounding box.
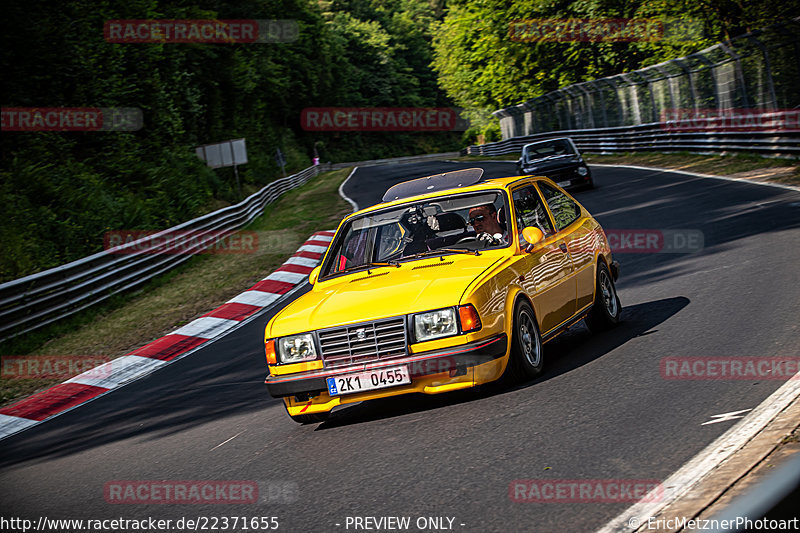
[264,168,620,423]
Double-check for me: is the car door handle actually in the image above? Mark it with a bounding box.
[559,243,568,253]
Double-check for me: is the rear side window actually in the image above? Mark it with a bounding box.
[538,183,581,230]
[512,186,554,244]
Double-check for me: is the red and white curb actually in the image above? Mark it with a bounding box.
[0,230,335,441]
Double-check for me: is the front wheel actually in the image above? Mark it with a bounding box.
[585,261,621,332]
[502,300,544,383]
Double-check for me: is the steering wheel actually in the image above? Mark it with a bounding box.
[458,233,501,248]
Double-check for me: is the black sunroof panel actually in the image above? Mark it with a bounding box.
[382,168,485,202]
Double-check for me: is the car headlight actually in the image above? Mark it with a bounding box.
[277,333,317,363]
[414,308,458,341]
[577,166,588,176]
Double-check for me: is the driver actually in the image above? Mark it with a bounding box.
[468,204,506,244]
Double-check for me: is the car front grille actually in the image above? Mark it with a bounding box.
[318,317,408,367]
[548,168,576,180]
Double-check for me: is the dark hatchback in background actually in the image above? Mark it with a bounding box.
[516,138,593,190]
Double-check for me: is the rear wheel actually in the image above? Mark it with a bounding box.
[503,300,544,383]
[585,261,621,332]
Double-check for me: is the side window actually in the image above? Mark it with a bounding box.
[512,186,554,244]
[538,183,581,230]
[333,228,370,273]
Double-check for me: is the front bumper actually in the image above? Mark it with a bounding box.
[264,333,508,398]
[552,173,593,190]
[522,165,592,189]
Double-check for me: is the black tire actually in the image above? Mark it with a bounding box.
[585,261,621,332]
[284,403,330,424]
[502,299,544,383]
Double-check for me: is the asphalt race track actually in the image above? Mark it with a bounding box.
[2,162,800,532]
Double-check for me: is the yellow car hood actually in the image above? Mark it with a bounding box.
[268,253,503,337]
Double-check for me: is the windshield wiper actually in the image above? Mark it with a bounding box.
[340,260,400,275]
[403,248,480,260]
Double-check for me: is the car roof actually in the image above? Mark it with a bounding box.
[350,174,547,219]
[522,137,572,149]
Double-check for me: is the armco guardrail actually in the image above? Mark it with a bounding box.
[330,151,461,169]
[0,165,323,343]
[462,122,800,158]
[493,19,799,139]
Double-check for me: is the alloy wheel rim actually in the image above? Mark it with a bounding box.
[519,310,541,366]
[600,271,618,317]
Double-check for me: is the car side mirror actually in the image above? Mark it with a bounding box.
[309,265,322,285]
[521,227,545,252]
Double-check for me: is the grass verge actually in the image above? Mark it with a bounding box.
[0,167,353,407]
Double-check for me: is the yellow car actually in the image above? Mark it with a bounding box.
[264,168,621,423]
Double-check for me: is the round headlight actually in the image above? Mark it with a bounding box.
[577,166,588,176]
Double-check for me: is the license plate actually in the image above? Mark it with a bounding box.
[326,365,411,396]
[557,180,571,187]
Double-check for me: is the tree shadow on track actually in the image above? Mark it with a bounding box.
[0,314,287,468]
[316,296,690,430]
[578,169,800,290]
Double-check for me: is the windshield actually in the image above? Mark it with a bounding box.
[524,139,576,162]
[321,190,510,277]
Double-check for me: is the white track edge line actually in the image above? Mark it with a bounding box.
[597,370,800,533]
[441,159,800,192]
[339,166,360,213]
[589,163,800,192]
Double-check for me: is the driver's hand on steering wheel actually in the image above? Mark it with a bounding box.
[477,232,503,246]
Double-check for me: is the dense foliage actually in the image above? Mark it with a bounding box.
[431,0,799,127]
[0,0,455,281]
[1,0,796,281]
